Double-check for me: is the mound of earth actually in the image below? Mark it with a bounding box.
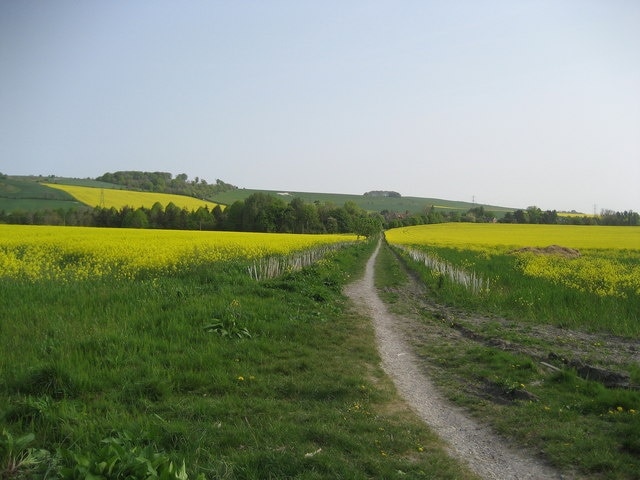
[511,245,580,258]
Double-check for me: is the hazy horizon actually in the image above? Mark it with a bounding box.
[2,1,638,213]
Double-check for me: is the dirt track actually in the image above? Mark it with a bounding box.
[345,240,565,480]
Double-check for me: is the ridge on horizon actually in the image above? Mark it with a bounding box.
[2,171,601,216]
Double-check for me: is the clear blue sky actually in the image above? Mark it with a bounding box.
[1,1,638,213]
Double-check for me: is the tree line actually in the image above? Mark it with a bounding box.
[0,193,384,237]
[95,171,237,198]
[498,206,639,226]
[380,204,639,227]
[1,196,636,232]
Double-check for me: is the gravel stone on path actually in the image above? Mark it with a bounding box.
[345,240,565,480]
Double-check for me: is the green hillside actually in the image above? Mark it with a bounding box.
[0,176,86,212]
[1,175,515,216]
[44,176,127,189]
[209,188,515,216]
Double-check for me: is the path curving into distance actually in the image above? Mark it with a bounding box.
[345,239,564,480]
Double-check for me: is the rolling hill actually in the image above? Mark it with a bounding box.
[45,183,221,211]
[0,174,514,216]
[208,188,514,216]
[0,176,221,213]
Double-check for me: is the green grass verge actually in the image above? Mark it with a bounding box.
[375,242,640,480]
[0,239,476,479]
[390,245,640,337]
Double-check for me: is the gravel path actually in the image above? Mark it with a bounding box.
[345,240,564,480]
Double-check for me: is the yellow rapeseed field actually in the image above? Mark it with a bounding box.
[44,183,222,211]
[386,224,640,298]
[385,223,640,250]
[0,225,357,281]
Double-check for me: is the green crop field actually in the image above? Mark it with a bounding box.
[0,177,83,213]
[2,220,639,478]
[378,225,640,479]
[386,223,640,335]
[0,227,474,479]
[0,177,106,213]
[0,177,74,201]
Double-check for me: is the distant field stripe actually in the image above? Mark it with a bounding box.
[385,223,640,250]
[44,183,222,211]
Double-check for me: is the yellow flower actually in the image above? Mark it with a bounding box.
[385,224,640,298]
[0,225,358,281]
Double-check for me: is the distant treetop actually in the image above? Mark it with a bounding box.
[96,171,236,199]
[363,190,401,198]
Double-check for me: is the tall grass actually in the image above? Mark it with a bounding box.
[0,239,475,479]
[376,242,640,480]
[390,244,640,337]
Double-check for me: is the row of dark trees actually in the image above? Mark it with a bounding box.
[598,209,640,226]
[382,205,498,228]
[0,193,384,237]
[1,196,636,232]
[380,204,639,228]
[95,171,236,198]
[499,206,639,226]
[500,207,560,224]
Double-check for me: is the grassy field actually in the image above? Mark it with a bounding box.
[1,178,69,200]
[375,238,640,479]
[3,221,637,478]
[386,224,640,336]
[0,177,84,212]
[0,227,476,479]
